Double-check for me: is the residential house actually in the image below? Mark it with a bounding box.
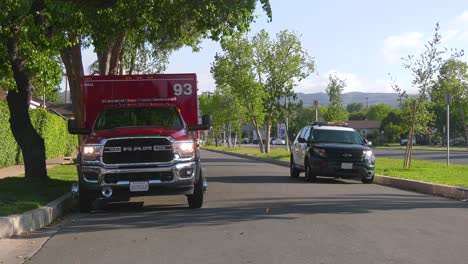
[47,103,74,119]
[0,88,44,109]
[347,120,382,139]
[1,89,74,119]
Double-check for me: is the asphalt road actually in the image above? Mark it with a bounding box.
[27,150,468,264]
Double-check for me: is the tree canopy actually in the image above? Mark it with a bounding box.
[367,103,393,121]
[212,29,314,152]
[324,74,348,121]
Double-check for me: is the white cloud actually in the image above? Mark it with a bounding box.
[382,32,424,64]
[441,29,460,44]
[294,71,398,94]
[456,10,468,23]
[461,31,468,41]
[453,10,468,42]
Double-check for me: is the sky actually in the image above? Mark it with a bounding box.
[80,0,468,95]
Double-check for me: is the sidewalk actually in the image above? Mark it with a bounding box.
[0,157,73,179]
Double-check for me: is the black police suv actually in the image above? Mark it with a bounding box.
[290,122,375,183]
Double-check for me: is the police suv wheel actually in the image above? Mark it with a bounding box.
[304,161,317,183]
[361,176,374,184]
[78,195,93,213]
[290,156,300,178]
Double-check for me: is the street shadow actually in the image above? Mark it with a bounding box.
[206,175,351,184]
[45,191,468,238]
[202,158,265,164]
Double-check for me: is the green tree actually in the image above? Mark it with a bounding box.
[432,59,468,148]
[367,103,393,121]
[0,0,272,177]
[199,90,245,147]
[0,0,63,178]
[253,30,315,152]
[211,33,267,152]
[57,0,272,140]
[380,110,404,143]
[346,102,364,113]
[287,101,315,139]
[212,30,314,153]
[324,74,348,121]
[348,111,366,120]
[392,23,459,168]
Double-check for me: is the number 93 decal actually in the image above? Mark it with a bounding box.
[173,83,193,96]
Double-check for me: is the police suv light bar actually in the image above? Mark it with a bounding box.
[313,121,349,127]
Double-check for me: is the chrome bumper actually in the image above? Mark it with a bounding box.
[80,161,197,187]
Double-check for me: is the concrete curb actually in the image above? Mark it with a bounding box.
[373,176,468,201]
[0,193,75,238]
[203,148,468,201]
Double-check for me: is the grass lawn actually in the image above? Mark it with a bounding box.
[375,158,468,187]
[204,145,468,187]
[376,143,467,152]
[0,165,77,217]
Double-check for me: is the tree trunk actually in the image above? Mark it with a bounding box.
[60,39,84,142]
[6,25,47,178]
[109,34,125,75]
[264,118,271,153]
[96,47,111,75]
[227,123,232,148]
[404,121,415,169]
[252,117,265,153]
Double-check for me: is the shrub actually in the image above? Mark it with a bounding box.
[0,101,77,167]
[0,102,18,167]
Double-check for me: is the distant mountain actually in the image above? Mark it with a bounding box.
[59,90,412,109]
[294,92,415,108]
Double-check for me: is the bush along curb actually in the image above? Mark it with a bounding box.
[203,148,468,202]
[0,193,75,238]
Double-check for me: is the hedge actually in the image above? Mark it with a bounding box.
[0,101,77,168]
[0,102,18,167]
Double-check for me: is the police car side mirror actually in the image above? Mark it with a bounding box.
[297,138,306,144]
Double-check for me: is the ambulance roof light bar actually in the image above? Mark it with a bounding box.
[102,97,177,104]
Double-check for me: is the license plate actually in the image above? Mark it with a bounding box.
[130,181,149,192]
[341,163,353,170]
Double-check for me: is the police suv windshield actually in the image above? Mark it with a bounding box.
[94,107,183,130]
[312,128,364,145]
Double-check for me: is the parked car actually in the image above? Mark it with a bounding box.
[242,138,252,144]
[253,139,267,145]
[400,137,416,146]
[271,138,286,145]
[290,121,375,184]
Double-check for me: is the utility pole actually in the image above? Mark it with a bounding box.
[446,93,451,166]
[313,99,318,121]
[285,97,290,151]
